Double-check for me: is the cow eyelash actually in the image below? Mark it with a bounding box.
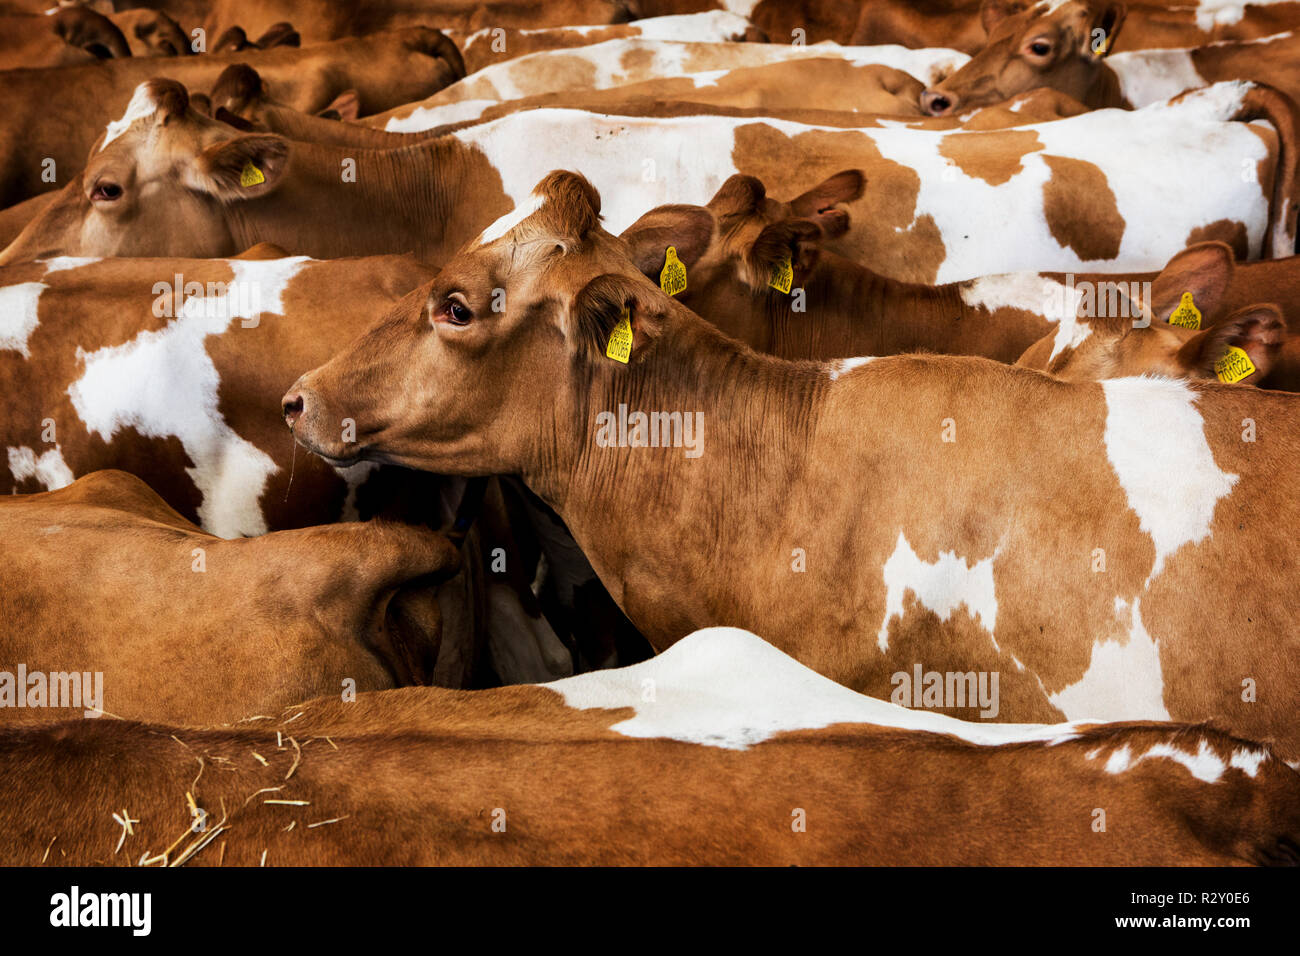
[437,295,474,327]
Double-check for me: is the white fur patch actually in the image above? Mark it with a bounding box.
[876,531,998,652]
[476,190,546,245]
[545,626,1085,750]
[67,257,309,538]
[101,85,159,151]
[1101,377,1238,581]
[1048,598,1171,721]
[828,355,875,380]
[7,445,74,490]
[0,282,47,357]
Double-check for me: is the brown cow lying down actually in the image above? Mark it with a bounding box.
[0,6,130,70]
[0,250,578,688]
[285,171,1300,759]
[451,11,763,73]
[2,78,1292,284]
[0,26,464,206]
[0,470,463,726]
[921,0,1300,114]
[619,176,1300,382]
[2,628,1297,866]
[367,38,968,132]
[848,0,1300,54]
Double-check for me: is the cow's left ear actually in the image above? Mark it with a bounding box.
[1074,1,1127,58]
[185,134,289,201]
[620,205,716,283]
[1178,304,1285,385]
[570,273,667,366]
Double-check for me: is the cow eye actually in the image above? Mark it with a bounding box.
[91,181,123,202]
[442,299,473,326]
[1028,40,1052,57]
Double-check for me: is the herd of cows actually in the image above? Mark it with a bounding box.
[1,0,1299,868]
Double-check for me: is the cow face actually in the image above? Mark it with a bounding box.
[283,171,669,475]
[921,0,1127,115]
[0,79,289,262]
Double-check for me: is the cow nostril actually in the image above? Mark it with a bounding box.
[282,392,305,427]
[922,91,954,116]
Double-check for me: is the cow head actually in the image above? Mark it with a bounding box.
[618,171,864,342]
[921,0,1127,115]
[1020,242,1285,385]
[0,79,290,263]
[283,171,712,478]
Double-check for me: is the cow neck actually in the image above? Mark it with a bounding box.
[260,103,419,150]
[223,136,474,263]
[764,255,978,360]
[523,307,832,600]
[1087,64,1130,109]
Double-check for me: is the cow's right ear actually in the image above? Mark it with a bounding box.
[742,219,826,292]
[1178,303,1285,385]
[570,273,667,366]
[185,134,289,201]
[1147,241,1235,326]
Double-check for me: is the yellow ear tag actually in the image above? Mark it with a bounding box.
[1091,34,1111,57]
[659,246,687,296]
[1214,345,1256,384]
[769,256,794,294]
[605,306,633,364]
[1168,291,1202,330]
[239,161,266,187]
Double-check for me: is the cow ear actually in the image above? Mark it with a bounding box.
[1078,1,1127,57]
[743,218,826,292]
[185,134,289,201]
[707,174,767,218]
[787,169,865,223]
[1178,304,1285,385]
[570,273,667,366]
[1148,241,1235,326]
[620,205,716,283]
[981,0,1027,35]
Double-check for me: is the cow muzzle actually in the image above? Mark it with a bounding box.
[282,382,361,466]
[920,89,959,117]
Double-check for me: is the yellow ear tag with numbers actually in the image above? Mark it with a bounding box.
[659,246,687,296]
[769,256,794,294]
[1168,292,1202,330]
[605,306,633,364]
[1214,345,1256,384]
[240,161,266,187]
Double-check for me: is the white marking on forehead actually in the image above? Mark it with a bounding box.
[827,355,874,381]
[1099,738,1228,783]
[0,282,48,357]
[7,445,74,491]
[1048,598,1171,721]
[876,531,998,653]
[545,627,1087,750]
[101,85,160,152]
[477,191,546,245]
[67,257,310,538]
[1101,377,1237,581]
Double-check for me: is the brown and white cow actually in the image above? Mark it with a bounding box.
[623,177,1300,375]
[0,27,464,206]
[285,171,1300,757]
[0,469,464,726]
[452,11,763,73]
[921,0,1300,114]
[370,37,969,132]
[2,627,1297,866]
[853,0,1300,54]
[3,78,1292,284]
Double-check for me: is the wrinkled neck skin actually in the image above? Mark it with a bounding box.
[258,102,426,150]
[520,315,831,646]
[225,137,473,262]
